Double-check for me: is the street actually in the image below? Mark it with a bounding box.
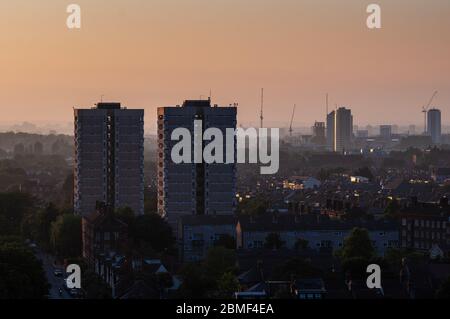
[35,248,72,299]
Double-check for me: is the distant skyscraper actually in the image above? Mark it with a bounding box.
[366,125,375,137]
[312,121,326,145]
[157,99,237,233]
[356,130,369,138]
[392,124,399,135]
[427,108,442,144]
[408,124,416,135]
[74,102,144,216]
[335,107,353,153]
[380,125,392,139]
[327,108,353,153]
[326,111,335,151]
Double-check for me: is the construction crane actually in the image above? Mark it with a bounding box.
[260,88,264,128]
[422,91,438,134]
[289,104,296,136]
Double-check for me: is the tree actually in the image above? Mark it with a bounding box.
[436,276,450,299]
[50,214,82,258]
[0,238,49,298]
[0,192,35,236]
[214,234,236,250]
[264,233,285,250]
[340,228,374,260]
[384,248,425,271]
[132,213,175,253]
[82,269,112,299]
[115,206,135,228]
[177,263,214,298]
[177,247,237,298]
[294,238,309,250]
[59,173,74,209]
[216,271,240,299]
[22,202,60,249]
[341,257,370,279]
[204,246,237,280]
[384,198,400,219]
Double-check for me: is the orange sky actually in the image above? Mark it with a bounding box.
[0,0,449,131]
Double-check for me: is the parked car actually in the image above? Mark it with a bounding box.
[69,289,83,298]
[54,269,64,277]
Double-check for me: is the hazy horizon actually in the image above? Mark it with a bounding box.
[1,0,449,131]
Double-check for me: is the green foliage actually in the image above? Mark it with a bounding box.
[131,213,175,254]
[341,256,370,279]
[0,192,35,236]
[0,238,49,299]
[22,202,60,249]
[214,234,236,250]
[115,206,136,228]
[384,248,425,270]
[216,271,240,299]
[82,269,112,299]
[205,246,237,280]
[340,228,375,260]
[271,257,322,281]
[177,263,215,298]
[264,233,285,250]
[50,214,82,258]
[177,247,238,298]
[384,198,401,219]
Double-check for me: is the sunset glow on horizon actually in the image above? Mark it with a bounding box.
[1,0,450,131]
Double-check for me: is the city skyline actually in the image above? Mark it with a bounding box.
[1,0,449,129]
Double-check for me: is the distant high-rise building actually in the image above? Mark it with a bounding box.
[157,99,237,233]
[427,109,442,144]
[326,108,353,153]
[312,121,326,145]
[408,124,416,135]
[328,107,353,153]
[366,125,375,137]
[74,102,144,216]
[356,130,369,138]
[326,111,335,151]
[380,125,392,139]
[392,124,399,135]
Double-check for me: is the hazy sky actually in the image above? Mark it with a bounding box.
[1,0,449,131]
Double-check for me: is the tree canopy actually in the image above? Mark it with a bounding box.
[50,214,82,259]
[340,228,375,261]
[0,238,49,299]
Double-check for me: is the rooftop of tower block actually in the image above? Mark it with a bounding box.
[182,99,211,108]
[96,102,122,110]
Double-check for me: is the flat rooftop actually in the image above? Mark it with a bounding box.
[96,102,121,110]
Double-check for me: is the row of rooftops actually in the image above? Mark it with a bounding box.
[78,99,230,111]
[180,213,399,232]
